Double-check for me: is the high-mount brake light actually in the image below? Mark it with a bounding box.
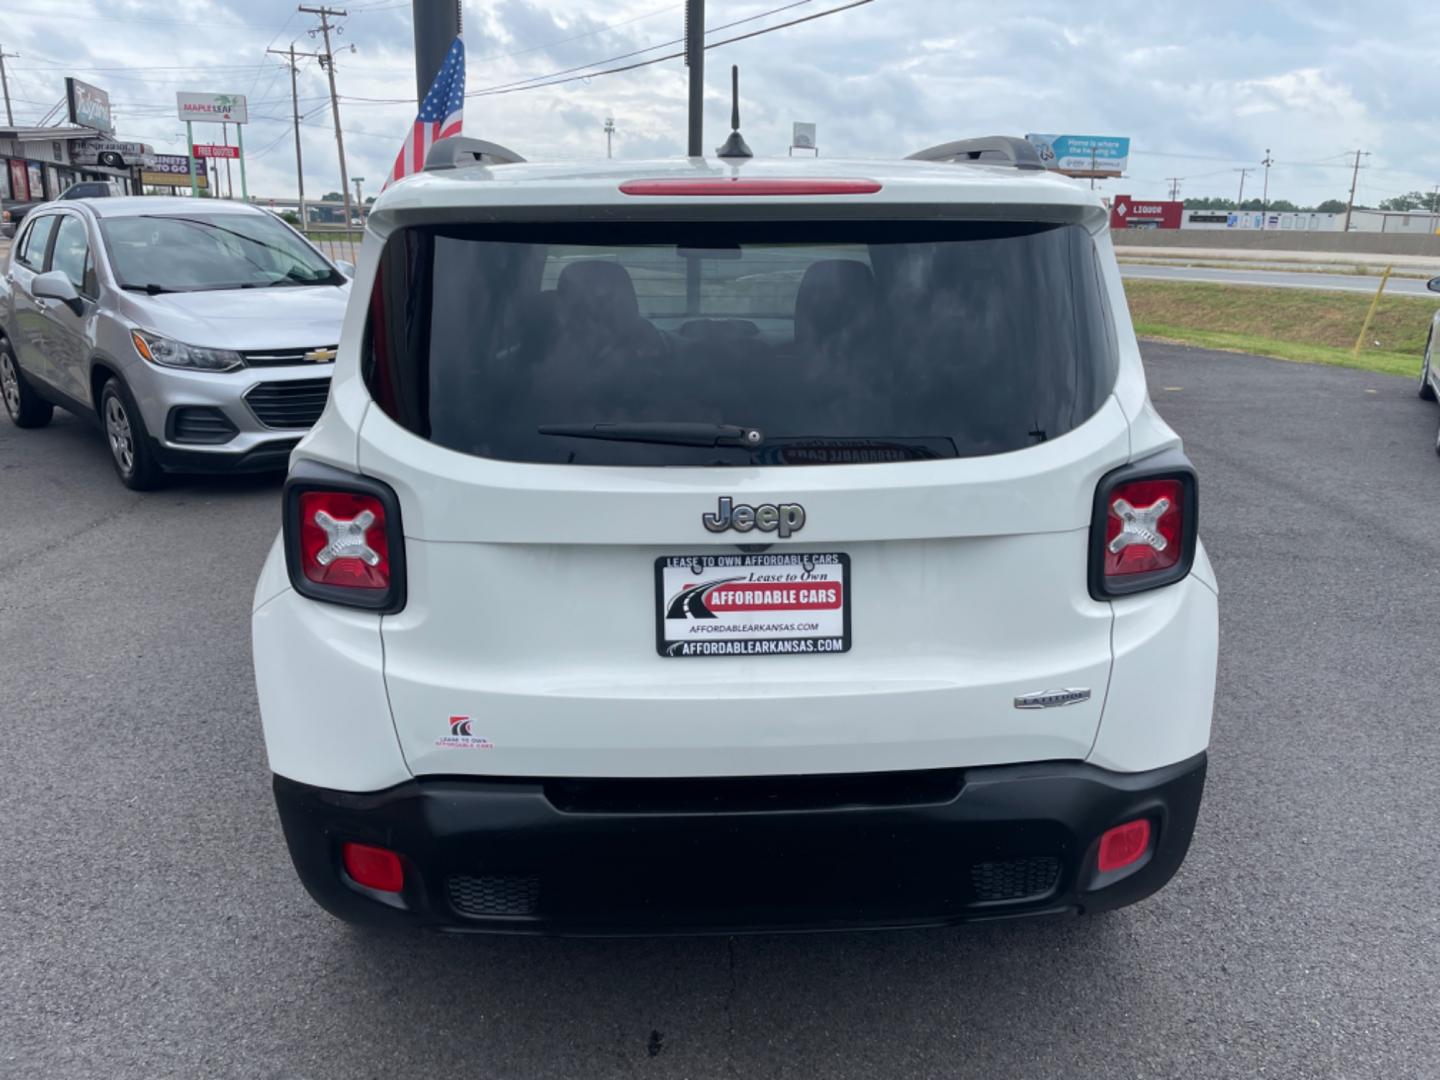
[618,178,882,196]
[1089,455,1198,599]
[282,463,407,612]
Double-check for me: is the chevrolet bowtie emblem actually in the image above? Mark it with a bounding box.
[304,348,338,363]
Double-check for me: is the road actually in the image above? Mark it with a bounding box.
[1121,261,1439,296]
[3,343,1440,1078]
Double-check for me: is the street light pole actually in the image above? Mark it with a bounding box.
[685,0,704,157]
[352,176,365,221]
[604,116,615,158]
[412,0,461,106]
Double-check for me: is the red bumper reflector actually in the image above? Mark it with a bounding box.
[1097,819,1152,874]
[619,178,882,196]
[342,842,404,893]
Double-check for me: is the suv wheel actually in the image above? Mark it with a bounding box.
[100,378,163,490]
[1421,332,1437,402]
[0,338,54,428]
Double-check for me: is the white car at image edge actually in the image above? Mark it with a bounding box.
[1417,274,1440,452]
[251,136,1220,933]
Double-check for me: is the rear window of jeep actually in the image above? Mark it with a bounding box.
[362,220,1117,466]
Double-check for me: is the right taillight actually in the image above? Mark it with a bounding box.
[283,461,406,612]
[1089,453,1198,599]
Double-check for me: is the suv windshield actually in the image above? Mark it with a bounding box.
[364,220,1116,466]
[99,213,341,292]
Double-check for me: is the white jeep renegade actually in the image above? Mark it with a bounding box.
[251,136,1218,933]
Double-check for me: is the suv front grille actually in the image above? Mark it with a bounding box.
[242,345,338,368]
[970,856,1061,903]
[244,378,331,429]
[449,874,541,918]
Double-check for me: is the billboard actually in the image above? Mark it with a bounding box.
[792,122,817,150]
[71,138,151,169]
[1025,134,1130,178]
[141,154,208,189]
[176,92,248,125]
[66,77,114,134]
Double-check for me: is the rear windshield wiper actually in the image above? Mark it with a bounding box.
[538,422,765,448]
[120,282,182,295]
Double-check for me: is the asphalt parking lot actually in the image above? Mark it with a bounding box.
[3,342,1439,1079]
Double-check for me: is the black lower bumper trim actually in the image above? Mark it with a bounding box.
[152,437,299,474]
[273,753,1207,935]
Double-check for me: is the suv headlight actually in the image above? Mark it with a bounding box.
[131,330,243,372]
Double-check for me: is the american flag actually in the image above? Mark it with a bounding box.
[383,36,465,190]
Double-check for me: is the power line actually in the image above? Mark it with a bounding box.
[338,0,826,104]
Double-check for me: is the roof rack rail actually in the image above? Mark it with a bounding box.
[907,136,1044,171]
[424,137,527,172]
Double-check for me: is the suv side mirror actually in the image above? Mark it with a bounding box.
[31,269,84,314]
[1427,276,1440,294]
[335,259,355,278]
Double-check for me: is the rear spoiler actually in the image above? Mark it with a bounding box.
[907,136,1045,171]
[424,137,526,171]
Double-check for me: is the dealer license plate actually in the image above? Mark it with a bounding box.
[655,552,851,658]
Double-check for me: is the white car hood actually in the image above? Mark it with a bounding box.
[125,283,351,350]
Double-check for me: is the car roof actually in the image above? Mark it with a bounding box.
[371,153,1106,228]
[74,196,271,219]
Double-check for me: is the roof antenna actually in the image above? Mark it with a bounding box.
[715,65,753,159]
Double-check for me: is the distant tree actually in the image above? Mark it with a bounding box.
[1265,199,1300,212]
[1313,199,1347,214]
[1379,190,1440,212]
[365,195,376,205]
[321,191,344,202]
[280,210,301,225]
[1183,196,1236,210]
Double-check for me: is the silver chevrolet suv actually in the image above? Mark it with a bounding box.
[0,197,349,489]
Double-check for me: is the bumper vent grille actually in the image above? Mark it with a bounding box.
[244,378,331,429]
[970,856,1060,902]
[242,345,338,368]
[448,874,541,918]
[167,406,237,445]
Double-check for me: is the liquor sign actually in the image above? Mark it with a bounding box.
[193,144,241,159]
[66,77,114,134]
[1109,195,1183,230]
[176,92,249,125]
[1026,134,1130,178]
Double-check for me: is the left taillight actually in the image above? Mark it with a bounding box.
[1089,451,1198,599]
[283,462,406,612]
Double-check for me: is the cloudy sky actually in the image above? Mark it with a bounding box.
[4,0,1438,207]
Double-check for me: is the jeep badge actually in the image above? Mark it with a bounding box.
[702,496,806,538]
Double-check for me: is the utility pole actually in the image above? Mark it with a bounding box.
[685,0,705,156]
[1166,177,1182,201]
[300,5,354,231]
[267,43,315,226]
[0,45,17,128]
[1234,167,1253,208]
[1260,149,1274,227]
[1343,149,1370,233]
[603,117,615,158]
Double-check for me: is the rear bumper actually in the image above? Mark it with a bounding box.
[273,752,1207,935]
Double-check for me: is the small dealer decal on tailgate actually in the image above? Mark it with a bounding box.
[435,716,494,749]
